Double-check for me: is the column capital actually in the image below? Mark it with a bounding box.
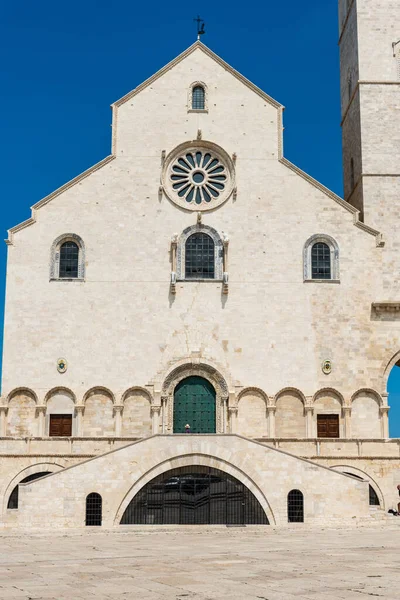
[75,404,85,413]
[342,405,352,412]
[35,404,47,414]
[379,405,390,413]
[150,405,162,414]
[228,406,238,413]
[267,405,277,412]
[113,404,124,413]
[304,405,314,412]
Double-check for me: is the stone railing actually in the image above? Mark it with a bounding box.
[0,436,399,457]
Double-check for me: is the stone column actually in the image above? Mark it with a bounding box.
[161,395,167,434]
[380,406,390,439]
[342,406,352,439]
[0,405,8,437]
[113,405,123,437]
[151,405,161,434]
[36,405,47,437]
[267,406,276,438]
[222,396,229,433]
[304,406,314,438]
[75,405,85,437]
[228,407,238,433]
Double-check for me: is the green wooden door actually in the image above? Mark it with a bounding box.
[173,376,216,433]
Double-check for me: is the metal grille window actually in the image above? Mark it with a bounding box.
[121,466,269,525]
[185,233,215,279]
[288,489,304,523]
[311,242,331,279]
[59,241,79,278]
[85,492,102,526]
[192,86,205,110]
[7,472,52,510]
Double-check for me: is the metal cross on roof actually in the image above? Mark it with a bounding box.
[194,15,205,40]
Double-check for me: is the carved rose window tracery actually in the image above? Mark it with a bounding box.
[170,151,227,206]
[163,141,235,211]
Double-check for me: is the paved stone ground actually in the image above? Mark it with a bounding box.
[0,524,399,599]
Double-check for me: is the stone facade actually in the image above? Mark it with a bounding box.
[1,1,400,529]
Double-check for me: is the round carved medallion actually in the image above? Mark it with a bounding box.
[163,141,235,211]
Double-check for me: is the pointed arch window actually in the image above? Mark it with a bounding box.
[304,235,340,282]
[50,234,85,281]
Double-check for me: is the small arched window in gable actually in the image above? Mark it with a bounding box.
[86,492,102,526]
[304,235,339,282]
[192,85,205,110]
[50,234,85,281]
[185,232,215,279]
[288,489,304,523]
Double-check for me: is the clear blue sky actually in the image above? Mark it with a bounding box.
[1,0,399,435]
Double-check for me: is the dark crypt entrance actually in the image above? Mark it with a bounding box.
[120,466,269,525]
[173,376,216,433]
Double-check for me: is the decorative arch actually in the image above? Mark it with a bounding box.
[44,387,76,405]
[161,361,230,434]
[303,234,340,281]
[237,387,268,438]
[83,387,116,405]
[188,81,208,111]
[331,465,384,509]
[82,387,114,437]
[312,388,345,406]
[350,388,382,406]
[3,462,64,513]
[121,387,152,437]
[121,387,153,405]
[274,387,306,405]
[113,453,275,526]
[350,389,382,439]
[275,388,307,438]
[50,233,85,280]
[237,387,269,404]
[176,224,224,281]
[7,387,38,405]
[6,388,39,437]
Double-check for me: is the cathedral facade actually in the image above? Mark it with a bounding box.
[1,0,400,528]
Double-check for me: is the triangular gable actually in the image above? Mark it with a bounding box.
[112,40,283,110]
[5,42,383,246]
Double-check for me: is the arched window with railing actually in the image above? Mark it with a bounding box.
[288,489,304,523]
[185,232,215,279]
[85,492,102,526]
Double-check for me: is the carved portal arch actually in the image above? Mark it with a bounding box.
[161,362,230,434]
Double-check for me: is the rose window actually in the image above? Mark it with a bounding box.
[170,151,227,205]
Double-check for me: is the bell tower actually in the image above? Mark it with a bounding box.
[339,0,400,233]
